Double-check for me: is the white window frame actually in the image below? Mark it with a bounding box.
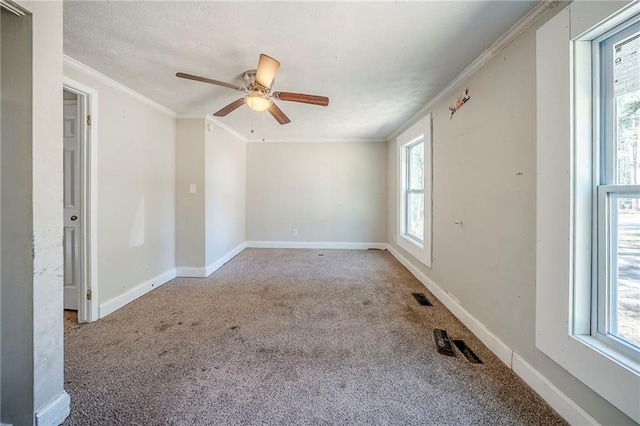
[593,18,640,358]
[404,138,425,243]
[536,3,640,423]
[397,114,432,267]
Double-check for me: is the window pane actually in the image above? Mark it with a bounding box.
[615,90,640,185]
[407,192,424,240]
[407,141,424,190]
[613,197,640,348]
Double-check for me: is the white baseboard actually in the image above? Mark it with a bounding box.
[386,245,513,366]
[245,241,387,250]
[35,391,70,426]
[205,242,246,276]
[99,268,176,318]
[512,354,598,425]
[176,266,206,277]
[176,243,247,277]
[385,244,596,426]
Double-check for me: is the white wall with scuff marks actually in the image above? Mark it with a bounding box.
[386,2,635,424]
[31,1,67,420]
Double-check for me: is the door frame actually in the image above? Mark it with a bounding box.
[63,77,99,322]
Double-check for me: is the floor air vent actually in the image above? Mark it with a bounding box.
[453,340,483,364]
[412,292,433,306]
[433,329,455,356]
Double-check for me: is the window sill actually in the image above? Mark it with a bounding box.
[572,334,640,376]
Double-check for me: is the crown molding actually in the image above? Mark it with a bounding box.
[176,114,250,142]
[386,0,562,141]
[207,115,249,142]
[246,137,387,144]
[63,55,177,118]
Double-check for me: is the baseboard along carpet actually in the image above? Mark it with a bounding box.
[63,248,565,425]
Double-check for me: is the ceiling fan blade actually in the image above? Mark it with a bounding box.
[255,54,280,89]
[268,102,291,125]
[176,72,245,92]
[273,92,329,107]
[213,98,245,117]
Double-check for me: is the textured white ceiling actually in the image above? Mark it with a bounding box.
[64,1,537,142]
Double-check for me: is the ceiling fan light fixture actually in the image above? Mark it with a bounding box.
[255,54,280,89]
[245,92,272,112]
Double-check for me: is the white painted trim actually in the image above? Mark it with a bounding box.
[205,242,246,276]
[206,115,248,142]
[0,0,30,16]
[512,354,598,426]
[35,391,70,426]
[176,267,207,278]
[63,77,100,323]
[63,55,177,118]
[246,138,388,144]
[386,244,597,425]
[246,241,387,250]
[176,114,249,142]
[176,113,208,120]
[99,268,176,318]
[386,0,561,141]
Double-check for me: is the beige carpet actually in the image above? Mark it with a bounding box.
[63,248,565,425]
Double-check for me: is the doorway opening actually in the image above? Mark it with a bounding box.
[62,80,98,326]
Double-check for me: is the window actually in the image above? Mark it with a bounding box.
[595,19,640,357]
[405,139,425,242]
[397,114,431,266]
[536,3,640,422]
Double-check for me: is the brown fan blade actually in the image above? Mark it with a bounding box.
[255,54,280,89]
[268,102,291,125]
[213,98,245,117]
[273,92,329,106]
[176,72,245,92]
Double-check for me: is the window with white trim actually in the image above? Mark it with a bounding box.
[594,19,640,357]
[405,138,425,242]
[397,114,432,266]
[537,4,640,421]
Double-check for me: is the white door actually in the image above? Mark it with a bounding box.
[63,100,81,310]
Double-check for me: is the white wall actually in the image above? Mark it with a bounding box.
[32,2,66,421]
[246,141,387,244]
[175,117,246,275]
[205,120,246,267]
[1,2,69,424]
[1,8,34,424]
[63,65,176,306]
[176,119,205,270]
[386,3,634,424]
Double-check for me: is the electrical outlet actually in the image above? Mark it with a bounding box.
[293,228,299,237]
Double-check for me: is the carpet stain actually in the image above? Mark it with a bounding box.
[402,304,423,325]
[157,323,171,332]
[63,249,567,426]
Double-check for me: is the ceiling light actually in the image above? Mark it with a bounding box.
[245,93,272,112]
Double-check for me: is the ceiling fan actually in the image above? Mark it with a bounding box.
[176,54,329,125]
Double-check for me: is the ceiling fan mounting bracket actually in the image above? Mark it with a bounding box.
[243,70,271,95]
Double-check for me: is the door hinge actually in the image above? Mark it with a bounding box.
[87,115,91,126]
[86,289,92,300]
